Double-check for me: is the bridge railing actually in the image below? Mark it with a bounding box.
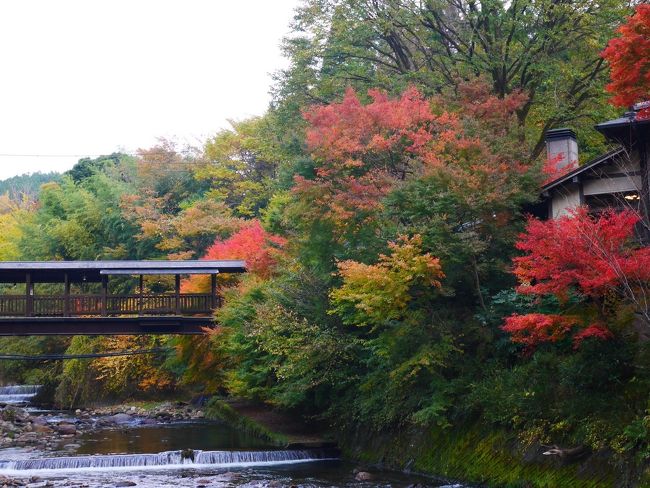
[0,293,218,317]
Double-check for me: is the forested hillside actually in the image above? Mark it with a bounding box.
[0,172,60,201]
[0,1,648,486]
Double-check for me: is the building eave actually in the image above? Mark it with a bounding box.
[541,147,626,193]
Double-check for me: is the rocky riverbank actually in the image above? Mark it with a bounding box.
[0,401,207,451]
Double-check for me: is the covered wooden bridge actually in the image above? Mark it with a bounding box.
[0,260,245,335]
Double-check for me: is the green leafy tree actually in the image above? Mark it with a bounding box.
[196,116,287,217]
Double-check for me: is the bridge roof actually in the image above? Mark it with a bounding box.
[0,260,246,283]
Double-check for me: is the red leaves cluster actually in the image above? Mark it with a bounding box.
[572,323,614,348]
[542,153,576,185]
[182,221,286,292]
[513,207,649,299]
[457,81,528,136]
[202,220,286,279]
[503,208,649,349]
[297,87,459,227]
[304,87,444,162]
[503,314,613,351]
[502,314,579,348]
[602,4,650,119]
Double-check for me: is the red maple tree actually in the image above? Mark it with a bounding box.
[602,4,650,119]
[503,207,650,348]
[297,84,530,234]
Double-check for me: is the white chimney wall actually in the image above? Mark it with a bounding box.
[546,128,579,172]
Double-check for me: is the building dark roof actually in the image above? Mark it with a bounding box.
[0,260,246,283]
[596,107,650,143]
[541,146,626,193]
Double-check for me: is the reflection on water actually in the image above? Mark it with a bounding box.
[75,421,274,455]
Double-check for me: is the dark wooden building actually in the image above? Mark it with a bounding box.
[539,103,650,223]
[0,260,245,335]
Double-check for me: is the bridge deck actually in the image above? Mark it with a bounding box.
[0,316,212,335]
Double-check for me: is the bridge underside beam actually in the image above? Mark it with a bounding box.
[0,316,213,336]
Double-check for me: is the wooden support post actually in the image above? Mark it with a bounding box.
[64,272,70,316]
[101,275,108,316]
[25,272,33,317]
[139,275,144,315]
[211,273,217,310]
[175,274,181,315]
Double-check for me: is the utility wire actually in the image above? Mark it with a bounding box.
[0,347,173,361]
[0,153,200,162]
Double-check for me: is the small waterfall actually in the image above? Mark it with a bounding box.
[0,385,40,404]
[0,448,339,472]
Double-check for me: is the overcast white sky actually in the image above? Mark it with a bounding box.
[0,0,300,180]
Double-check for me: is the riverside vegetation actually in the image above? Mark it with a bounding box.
[0,2,649,487]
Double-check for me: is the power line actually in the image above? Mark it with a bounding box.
[0,153,200,161]
[0,347,173,361]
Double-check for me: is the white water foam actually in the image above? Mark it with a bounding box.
[0,449,339,475]
[0,385,40,404]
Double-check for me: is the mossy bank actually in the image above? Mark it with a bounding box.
[341,422,650,488]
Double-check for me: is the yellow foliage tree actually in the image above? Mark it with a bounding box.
[330,235,443,327]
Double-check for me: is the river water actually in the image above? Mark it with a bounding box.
[0,388,463,487]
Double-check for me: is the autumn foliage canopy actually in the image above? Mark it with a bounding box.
[296,84,530,233]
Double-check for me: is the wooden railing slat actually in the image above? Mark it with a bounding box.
[0,293,217,317]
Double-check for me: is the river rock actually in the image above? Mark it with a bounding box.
[108,413,133,424]
[32,424,53,434]
[354,471,374,481]
[54,423,76,435]
[26,481,52,487]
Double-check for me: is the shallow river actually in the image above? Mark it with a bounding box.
[0,418,464,487]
